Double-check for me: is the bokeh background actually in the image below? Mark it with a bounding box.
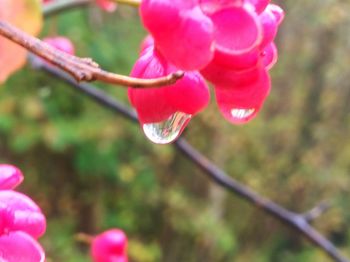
[1,0,350,261]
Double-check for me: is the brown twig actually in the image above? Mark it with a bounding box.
[75,233,94,244]
[0,20,183,88]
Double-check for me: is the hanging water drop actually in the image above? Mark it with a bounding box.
[231,108,255,120]
[142,112,192,144]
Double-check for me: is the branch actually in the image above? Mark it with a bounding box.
[0,20,183,88]
[38,63,349,262]
[112,0,141,7]
[43,0,91,17]
[303,201,332,223]
[43,0,141,17]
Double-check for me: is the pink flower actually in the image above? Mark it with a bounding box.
[133,2,284,142]
[91,229,128,262]
[0,165,46,262]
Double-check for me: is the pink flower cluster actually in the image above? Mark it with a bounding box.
[91,229,128,262]
[0,164,46,262]
[128,0,284,144]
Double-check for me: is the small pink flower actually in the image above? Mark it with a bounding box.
[91,229,128,262]
[0,164,23,190]
[96,0,117,13]
[43,36,75,55]
[0,165,46,262]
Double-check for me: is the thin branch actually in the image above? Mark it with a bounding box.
[0,20,183,88]
[74,233,94,245]
[38,63,349,262]
[43,0,141,17]
[112,0,141,7]
[43,0,91,17]
[303,201,332,223]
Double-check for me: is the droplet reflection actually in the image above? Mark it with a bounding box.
[231,108,255,120]
[142,112,192,144]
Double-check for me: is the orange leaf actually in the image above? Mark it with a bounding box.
[0,0,43,84]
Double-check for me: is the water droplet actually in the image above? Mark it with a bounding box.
[142,112,192,144]
[231,108,255,120]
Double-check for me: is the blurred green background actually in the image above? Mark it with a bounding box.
[1,0,350,261]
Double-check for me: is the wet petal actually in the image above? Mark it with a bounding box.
[0,191,46,239]
[0,164,23,190]
[0,231,45,262]
[215,68,271,124]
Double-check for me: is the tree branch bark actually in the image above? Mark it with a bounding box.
[0,20,183,88]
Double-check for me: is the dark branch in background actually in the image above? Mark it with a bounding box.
[0,20,183,88]
[37,63,349,262]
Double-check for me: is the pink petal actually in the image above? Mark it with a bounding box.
[215,68,271,124]
[91,229,127,262]
[199,0,243,15]
[141,0,214,70]
[201,59,263,89]
[261,42,278,70]
[128,49,178,123]
[245,0,270,14]
[212,48,260,70]
[128,48,209,123]
[211,6,262,55]
[0,164,23,190]
[0,231,45,262]
[267,4,285,25]
[0,191,46,239]
[168,72,210,115]
[139,35,154,54]
[259,6,278,48]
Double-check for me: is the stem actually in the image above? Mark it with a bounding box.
[0,20,183,88]
[114,0,141,7]
[75,233,94,244]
